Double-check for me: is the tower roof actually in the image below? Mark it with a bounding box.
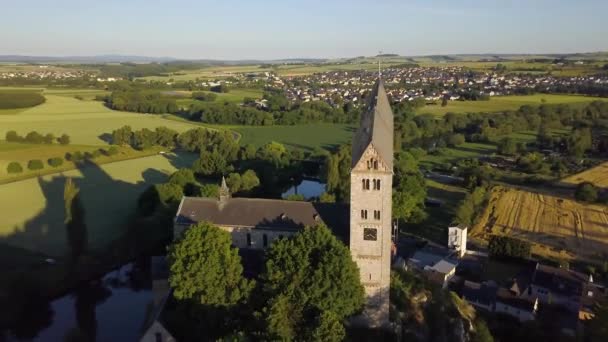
[351,78,394,169]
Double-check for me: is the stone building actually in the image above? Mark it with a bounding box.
[174,77,394,328]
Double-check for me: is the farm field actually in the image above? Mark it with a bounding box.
[0,94,201,145]
[472,186,608,259]
[234,123,355,150]
[416,94,607,116]
[561,161,608,188]
[420,142,497,169]
[0,152,195,257]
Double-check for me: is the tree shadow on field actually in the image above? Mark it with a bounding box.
[160,151,198,170]
[0,158,177,260]
[0,158,178,339]
[97,133,113,144]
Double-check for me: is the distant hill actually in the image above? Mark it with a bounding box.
[0,52,605,65]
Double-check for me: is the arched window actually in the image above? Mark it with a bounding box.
[246,233,252,247]
[377,179,381,190]
[374,160,378,170]
[362,179,366,190]
[263,234,268,247]
[365,179,370,190]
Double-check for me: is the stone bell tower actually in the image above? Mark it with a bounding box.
[349,77,394,327]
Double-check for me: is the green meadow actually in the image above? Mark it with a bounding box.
[0,93,201,145]
[416,94,606,116]
[233,123,355,150]
[176,88,264,107]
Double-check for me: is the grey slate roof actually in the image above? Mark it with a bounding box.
[351,78,394,170]
[175,196,350,242]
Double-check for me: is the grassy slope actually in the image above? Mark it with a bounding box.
[416,94,607,117]
[0,94,201,145]
[0,152,196,257]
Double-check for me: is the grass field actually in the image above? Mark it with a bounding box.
[0,153,195,257]
[472,186,608,260]
[561,161,608,188]
[0,142,168,182]
[234,123,355,150]
[0,94,201,145]
[175,88,263,106]
[417,94,606,116]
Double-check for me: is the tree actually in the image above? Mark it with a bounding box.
[168,222,252,306]
[168,168,196,188]
[447,133,465,146]
[259,224,364,340]
[155,126,178,149]
[575,182,598,202]
[192,151,228,176]
[27,159,44,170]
[57,134,71,145]
[48,157,64,167]
[7,161,23,173]
[132,128,157,150]
[25,131,45,144]
[5,130,21,142]
[111,125,133,146]
[392,152,427,223]
[497,137,518,156]
[226,173,242,193]
[309,311,345,342]
[239,170,260,191]
[43,133,55,144]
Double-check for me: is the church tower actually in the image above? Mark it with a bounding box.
[349,78,394,327]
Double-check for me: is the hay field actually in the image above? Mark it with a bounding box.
[0,94,200,145]
[473,186,608,258]
[0,153,195,257]
[561,162,608,188]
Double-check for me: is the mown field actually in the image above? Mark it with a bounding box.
[561,161,608,188]
[0,93,201,145]
[472,186,608,260]
[416,94,607,116]
[0,153,195,257]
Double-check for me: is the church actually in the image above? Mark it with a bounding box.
[174,77,395,328]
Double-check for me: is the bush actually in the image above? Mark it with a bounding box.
[488,235,531,260]
[24,131,45,144]
[48,157,64,167]
[7,162,23,173]
[107,146,119,156]
[66,151,84,162]
[5,130,21,142]
[27,159,44,171]
[57,134,70,145]
[575,182,598,202]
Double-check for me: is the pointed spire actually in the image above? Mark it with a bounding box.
[219,175,230,204]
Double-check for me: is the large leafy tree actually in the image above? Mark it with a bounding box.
[259,224,364,340]
[393,151,427,223]
[166,222,254,340]
[168,222,253,306]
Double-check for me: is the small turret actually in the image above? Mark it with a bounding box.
[219,176,230,204]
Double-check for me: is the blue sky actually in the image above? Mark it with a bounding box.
[2,0,607,59]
